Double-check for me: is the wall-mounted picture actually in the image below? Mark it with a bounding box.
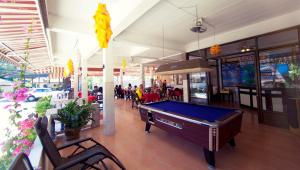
[177,74,183,85]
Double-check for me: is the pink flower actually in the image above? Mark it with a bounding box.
[3,104,12,109]
[18,118,35,131]
[22,139,32,147]
[13,145,23,156]
[24,147,32,155]
[15,88,29,102]
[2,92,13,101]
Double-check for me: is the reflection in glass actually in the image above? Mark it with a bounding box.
[189,72,207,99]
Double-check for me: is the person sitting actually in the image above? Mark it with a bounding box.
[162,80,167,98]
[98,86,103,94]
[114,85,118,98]
[136,84,144,102]
[125,83,132,100]
[117,85,124,99]
[92,85,98,96]
[151,84,160,101]
[133,85,137,91]
[128,83,132,91]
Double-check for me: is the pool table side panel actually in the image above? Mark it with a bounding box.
[139,107,210,149]
[217,114,243,150]
[139,109,148,122]
[180,119,210,149]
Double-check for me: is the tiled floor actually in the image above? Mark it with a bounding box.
[57,100,300,170]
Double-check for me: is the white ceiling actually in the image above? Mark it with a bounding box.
[44,0,300,69]
[118,0,300,48]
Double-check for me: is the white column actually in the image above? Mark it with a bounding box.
[140,64,145,86]
[81,57,88,100]
[149,68,154,86]
[183,74,189,102]
[73,49,80,98]
[103,43,115,135]
[120,70,123,87]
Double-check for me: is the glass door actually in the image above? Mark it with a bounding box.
[189,72,207,104]
[259,45,300,128]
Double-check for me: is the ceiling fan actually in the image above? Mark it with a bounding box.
[190,18,207,33]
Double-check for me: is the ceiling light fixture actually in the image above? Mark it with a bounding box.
[240,46,252,53]
[190,18,207,33]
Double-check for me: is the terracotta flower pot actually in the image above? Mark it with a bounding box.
[64,127,81,141]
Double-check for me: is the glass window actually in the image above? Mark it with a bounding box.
[258,29,298,49]
[221,54,256,87]
[208,39,256,57]
[259,45,300,89]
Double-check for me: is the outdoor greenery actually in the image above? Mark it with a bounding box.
[57,99,94,129]
[0,82,36,169]
[35,96,52,117]
[0,16,36,169]
[289,63,300,81]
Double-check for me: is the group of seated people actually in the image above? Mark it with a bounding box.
[76,81,183,105]
[77,86,103,103]
[114,81,183,107]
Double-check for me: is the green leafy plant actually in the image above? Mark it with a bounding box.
[289,63,300,81]
[35,96,52,117]
[57,99,94,129]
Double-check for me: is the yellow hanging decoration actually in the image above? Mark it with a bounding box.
[121,58,126,70]
[94,3,112,48]
[67,59,74,75]
[210,44,221,56]
[63,68,69,78]
[63,59,74,78]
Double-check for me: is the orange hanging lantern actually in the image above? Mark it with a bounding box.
[210,44,221,56]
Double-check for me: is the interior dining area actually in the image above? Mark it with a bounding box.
[1,0,300,170]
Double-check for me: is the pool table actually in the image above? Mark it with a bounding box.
[139,100,243,168]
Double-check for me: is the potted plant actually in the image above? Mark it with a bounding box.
[57,99,94,140]
[35,96,52,117]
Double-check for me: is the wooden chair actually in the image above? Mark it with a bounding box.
[35,116,126,170]
[8,152,33,170]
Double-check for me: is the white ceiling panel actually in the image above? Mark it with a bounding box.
[118,0,300,46]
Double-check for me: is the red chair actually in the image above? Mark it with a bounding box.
[78,91,96,103]
[152,93,160,102]
[143,93,152,103]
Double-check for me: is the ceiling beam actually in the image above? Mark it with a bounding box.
[0,15,39,19]
[0,42,31,66]
[0,7,38,14]
[48,14,94,36]
[115,38,184,53]
[0,24,41,28]
[0,3,36,8]
[0,20,40,23]
[112,0,161,38]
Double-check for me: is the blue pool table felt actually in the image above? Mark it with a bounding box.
[146,101,236,122]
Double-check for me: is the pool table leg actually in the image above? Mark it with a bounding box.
[145,123,151,132]
[229,138,236,147]
[203,148,215,168]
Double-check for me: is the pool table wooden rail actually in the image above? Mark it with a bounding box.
[138,103,243,168]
